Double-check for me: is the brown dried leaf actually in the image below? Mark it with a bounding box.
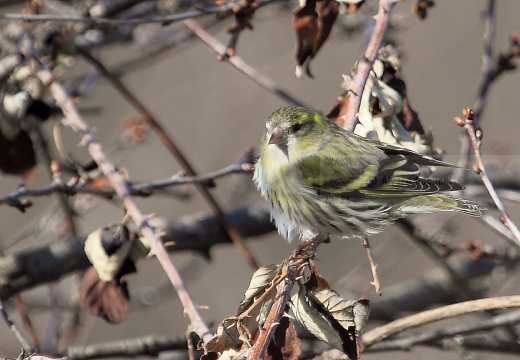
[314,0,339,57]
[293,0,339,78]
[238,264,280,316]
[267,313,302,360]
[291,268,369,359]
[78,267,130,324]
[200,352,219,360]
[303,266,331,292]
[327,95,350,127]
[0,130,37,178]
[293,0,318,78]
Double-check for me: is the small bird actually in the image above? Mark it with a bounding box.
[253,106,481,243]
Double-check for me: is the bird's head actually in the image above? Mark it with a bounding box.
[264,106,330,159]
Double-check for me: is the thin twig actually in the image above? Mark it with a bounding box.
[456,109,520,247]
[480,212,517,243]
[0,299,35,353]
[362,295,520,348]
[76,47,260,271]
[184,19,308,108]
[362,237,381,295]
[440,334,520,354]
[0,0,278,24]
[0,154,255,208]
[454,0,495,182]
[339,0,397,131]
[367,308,520,352]
[35,65,213,343]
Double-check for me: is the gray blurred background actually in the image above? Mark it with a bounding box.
[0,0,520,359]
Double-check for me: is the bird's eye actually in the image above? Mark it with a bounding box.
[290,123,303,133]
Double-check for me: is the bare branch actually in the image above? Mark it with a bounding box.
[440,334,520,354]
[455,109,520,247]
[363,295,520,348]
[339,0,397,131]
[184,19,308,108]
[0,0,277,25]
[362,237,381,295]
[367,308,520,352]
[0,152,255,209]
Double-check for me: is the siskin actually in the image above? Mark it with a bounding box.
[253,106,481,243]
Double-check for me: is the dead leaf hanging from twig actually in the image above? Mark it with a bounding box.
[290,266,369,359]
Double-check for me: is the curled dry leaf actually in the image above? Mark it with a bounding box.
[203,265,281,353]
[293,0,318,78]
[290,267,369,359]
[84,226,150,282]
[293,0,339,78]
[78,266,130,324]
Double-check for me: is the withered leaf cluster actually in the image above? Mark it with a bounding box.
[327,44,442,160]
[202,263,369,359]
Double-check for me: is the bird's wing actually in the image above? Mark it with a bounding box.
[300,131,386,194]
[300,133,463,197]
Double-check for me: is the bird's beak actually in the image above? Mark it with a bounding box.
[268,127,286,145]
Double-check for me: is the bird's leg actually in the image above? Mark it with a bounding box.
[291,235,329,259]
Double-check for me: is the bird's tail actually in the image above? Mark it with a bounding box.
[394,194,482,217]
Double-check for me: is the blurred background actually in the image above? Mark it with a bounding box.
[0,0,519,359]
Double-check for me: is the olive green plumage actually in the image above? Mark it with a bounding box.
[253,106,481,243]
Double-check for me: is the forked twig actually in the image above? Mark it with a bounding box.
[455,109,520,247]
[0,154,255,208]
[453,0,495,182]
[362,237,381,295]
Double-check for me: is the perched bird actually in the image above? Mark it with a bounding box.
[253,106,481,243]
